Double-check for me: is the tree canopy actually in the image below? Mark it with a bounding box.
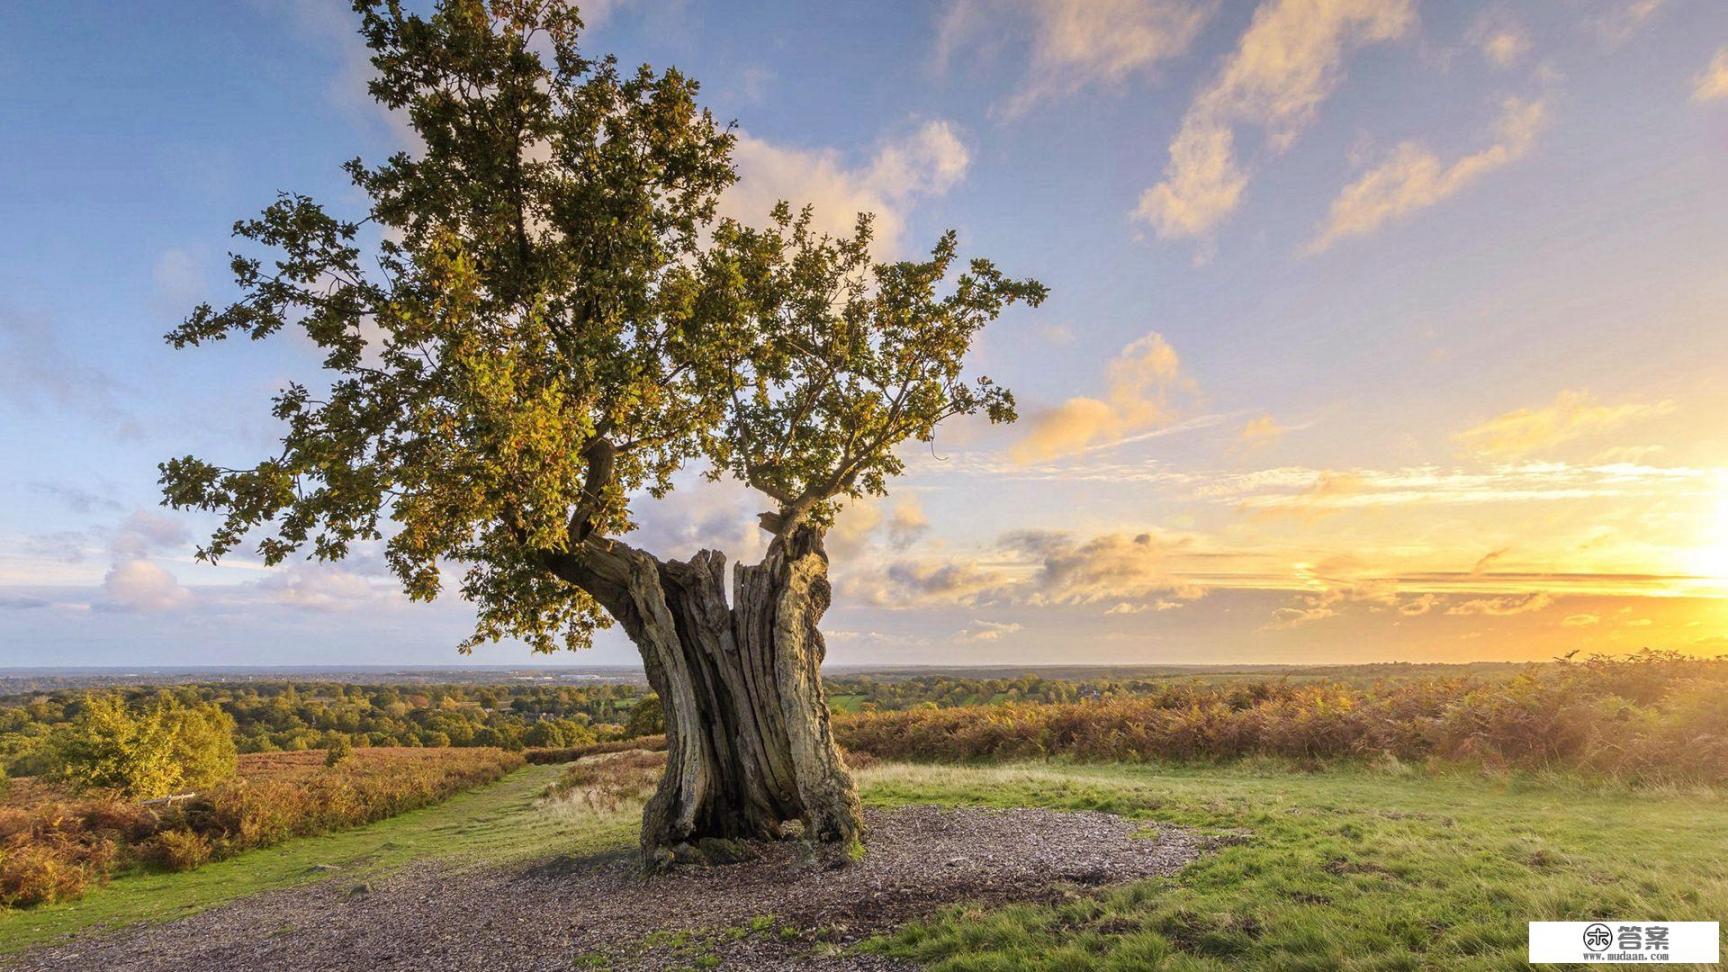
[161,0,1044,655]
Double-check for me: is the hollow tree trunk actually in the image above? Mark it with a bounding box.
[543,524,863,864]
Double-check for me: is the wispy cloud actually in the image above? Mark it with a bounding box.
[1305,96,1547,253]
[1134,0,1415,244]
[1693,47,1728,101]
[937,0,1214,118]
[1452,389,1673,458]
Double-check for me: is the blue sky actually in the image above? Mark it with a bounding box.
[4,0,1728,667]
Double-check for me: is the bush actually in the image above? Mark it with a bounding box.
[323,734,354,768]
[51,693,237,799]
[836,651,1728,786]
[0,747,523,909]
[141,829,212,872]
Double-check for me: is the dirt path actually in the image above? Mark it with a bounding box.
[10,805,1200,971]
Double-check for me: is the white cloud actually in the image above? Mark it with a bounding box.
[1012,332,1191,462]
[721,121,970,258]
[957,619,1023,642]
[1305,96,1547,253]
[255,563,393,611]
[100,559,189,613]
[938,0,1214,117]
[1693,48,1728,102]
[1134,0,1415,242]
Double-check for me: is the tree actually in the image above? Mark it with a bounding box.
[54,694,238,799]
[323,732,355,767]
[160,0,1043,863]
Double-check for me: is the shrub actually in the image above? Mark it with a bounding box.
[323,734,354,768]
[141,829,212,872]
[0,747,523,909]
[52,693,237,799]
[836,651,1728,786]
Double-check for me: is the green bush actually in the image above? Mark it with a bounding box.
[52,693,238,799]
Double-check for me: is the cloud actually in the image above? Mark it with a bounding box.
[1011,332,1190,461]
[1590,0,1668,48]
[1469,11,1529,68]
[111,510,191,561]
[28,481,124,515]
[1471,547,1510,575]
[1446,592,1551,616]
[99,559,189,613]
[1693,48,1728,102]
[1241,470,1364,520]
[887,498,931,550]
[255,563,392,611]
[1305,96,1547,253]
[0,307,136,433]
[1562,613,1600,627]
[278,0,420,148]
[721,121,970,258]
[1452,389,1674,458]
[1134,0,1415,242]
[937,0,1214,118]
[1001,529,1201,606]
[957,619,1023,642]
[1236,414,1286,451]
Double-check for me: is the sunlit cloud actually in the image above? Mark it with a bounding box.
[937,0,1214,118]
[1134,0,1415,243]
[1306,96,1547,253]
[1236,414,1287,451]
[1011,332,1192,462]
[1693,47,1728,101]
[1452,389,1674,458]
[722,121,970,258]
[1469,10,1530,69]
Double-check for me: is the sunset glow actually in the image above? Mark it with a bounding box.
[2,0,1727,666]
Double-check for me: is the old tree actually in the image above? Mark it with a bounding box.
[161,0,1043,863]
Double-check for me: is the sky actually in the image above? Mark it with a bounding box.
[3,0,1728,668]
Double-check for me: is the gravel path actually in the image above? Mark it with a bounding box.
[10,806,1200,971]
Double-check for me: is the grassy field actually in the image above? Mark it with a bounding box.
[0,763,629,953]
[4,759,1724,969]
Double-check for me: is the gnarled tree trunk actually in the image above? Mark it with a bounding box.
[541,524,862,864]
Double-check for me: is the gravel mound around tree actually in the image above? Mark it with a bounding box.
[11,806,1201,972]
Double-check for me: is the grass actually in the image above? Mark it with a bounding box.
[6,758,1726,969]
[0,763,632,953]
[856,761,1728,971]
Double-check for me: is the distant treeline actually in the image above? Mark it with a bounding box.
[0,682,656,774]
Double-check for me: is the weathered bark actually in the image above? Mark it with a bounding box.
[541,524,863,864]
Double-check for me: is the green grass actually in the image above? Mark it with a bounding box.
[8,758,1726,970]
[827,693,868,713]
[856,762,1728,971]
[0,763,634,953]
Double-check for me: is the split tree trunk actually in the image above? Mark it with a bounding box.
[541,524,863,864]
